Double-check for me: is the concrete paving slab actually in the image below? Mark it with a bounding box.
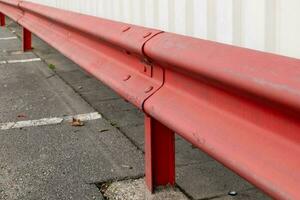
[71,78,117,95]
[119,125,145,150]
[94,99,137,115]
[0,120,144,200]
[0,27,15,38]
[57,70,93,85]
[0,52,37,61]
[0,40,21,52]
[0,59,93,123]
[103,109,144,128]
[56,70,122,103]
[214,188,271,200]
[0,29,21,52]
[80,89,121,103]
[37,51,75,65]
[175,137,213,166]
[34,50,80,73]
[176,161,254,199]
[102,178,189,200]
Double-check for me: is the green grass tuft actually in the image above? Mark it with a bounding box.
[48,63,56,70]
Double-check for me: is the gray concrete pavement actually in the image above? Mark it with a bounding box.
[0,121,144,200]
[0,53,94,123]
[0,25,144,200]
[0,19,272,200]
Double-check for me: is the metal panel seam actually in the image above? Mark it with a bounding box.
[16,0,24,23]
[140,31,166,112]
[0,0,23,22]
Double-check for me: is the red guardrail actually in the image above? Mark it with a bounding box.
[1,1,300,199]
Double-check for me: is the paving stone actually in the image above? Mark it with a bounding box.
[176,161,254,200]
[0,38,21,52]
[0,26,15,37]
[0,51,37,60]
[213,188,271,200]
[0,60,93,122]
[45,58,79,73]
[56,70,120,103]
[0,120,144,200]
[37,51,74,64]
[103,109,144,128]
[33,43,79,73]
[68,76,109,93]
[80,88,121,103]
[94,99,136,113]
[103,178,189,200]
[120,124,145,150]
[175,137,213,166]
[0,26,21,52]
[57,69,93,85]
[6,19,20,30]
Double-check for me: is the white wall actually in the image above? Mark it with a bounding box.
[28,0,300,59]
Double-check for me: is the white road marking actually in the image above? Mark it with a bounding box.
[0,112,102,130]
[7,58,42,63]
[10,51,25,55]
[1,50,30,54]
[0,36,18,40]
[0,58,42,64]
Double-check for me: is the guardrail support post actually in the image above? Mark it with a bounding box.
[23,27,32,51]
[145,115,175,192]
[0,12,5,26]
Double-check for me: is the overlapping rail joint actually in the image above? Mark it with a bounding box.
[1,1,300,199]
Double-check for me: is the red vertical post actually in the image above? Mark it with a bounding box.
[23,27,32,51]
[145,115,175,192]
[0,12,5,26]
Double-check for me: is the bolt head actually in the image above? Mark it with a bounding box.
[143,32,152,38]
[144,86,154,93]
[122,27,131,32]
[228,191,238,196]
[123,75,131,81]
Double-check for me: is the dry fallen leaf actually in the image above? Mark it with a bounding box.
[17,114,26,118]
[99,129,109,133]
[71,118,84,127]
[121,164,133,169]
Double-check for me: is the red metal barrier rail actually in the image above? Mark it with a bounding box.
[0,12,5,26]
[1,1,300,199]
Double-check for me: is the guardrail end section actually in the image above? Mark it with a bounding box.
[23,27,32,51]
[0,12,5,26]
[145,115,175,192]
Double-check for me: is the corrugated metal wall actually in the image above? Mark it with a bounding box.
[28,0,300,59]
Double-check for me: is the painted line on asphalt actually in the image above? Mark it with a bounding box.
[0,112,102,130]
[0,36,18,40]
[7,58,42,63]
[10,51,25,55]
[1,50,30,55]
[0,58,42,64]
